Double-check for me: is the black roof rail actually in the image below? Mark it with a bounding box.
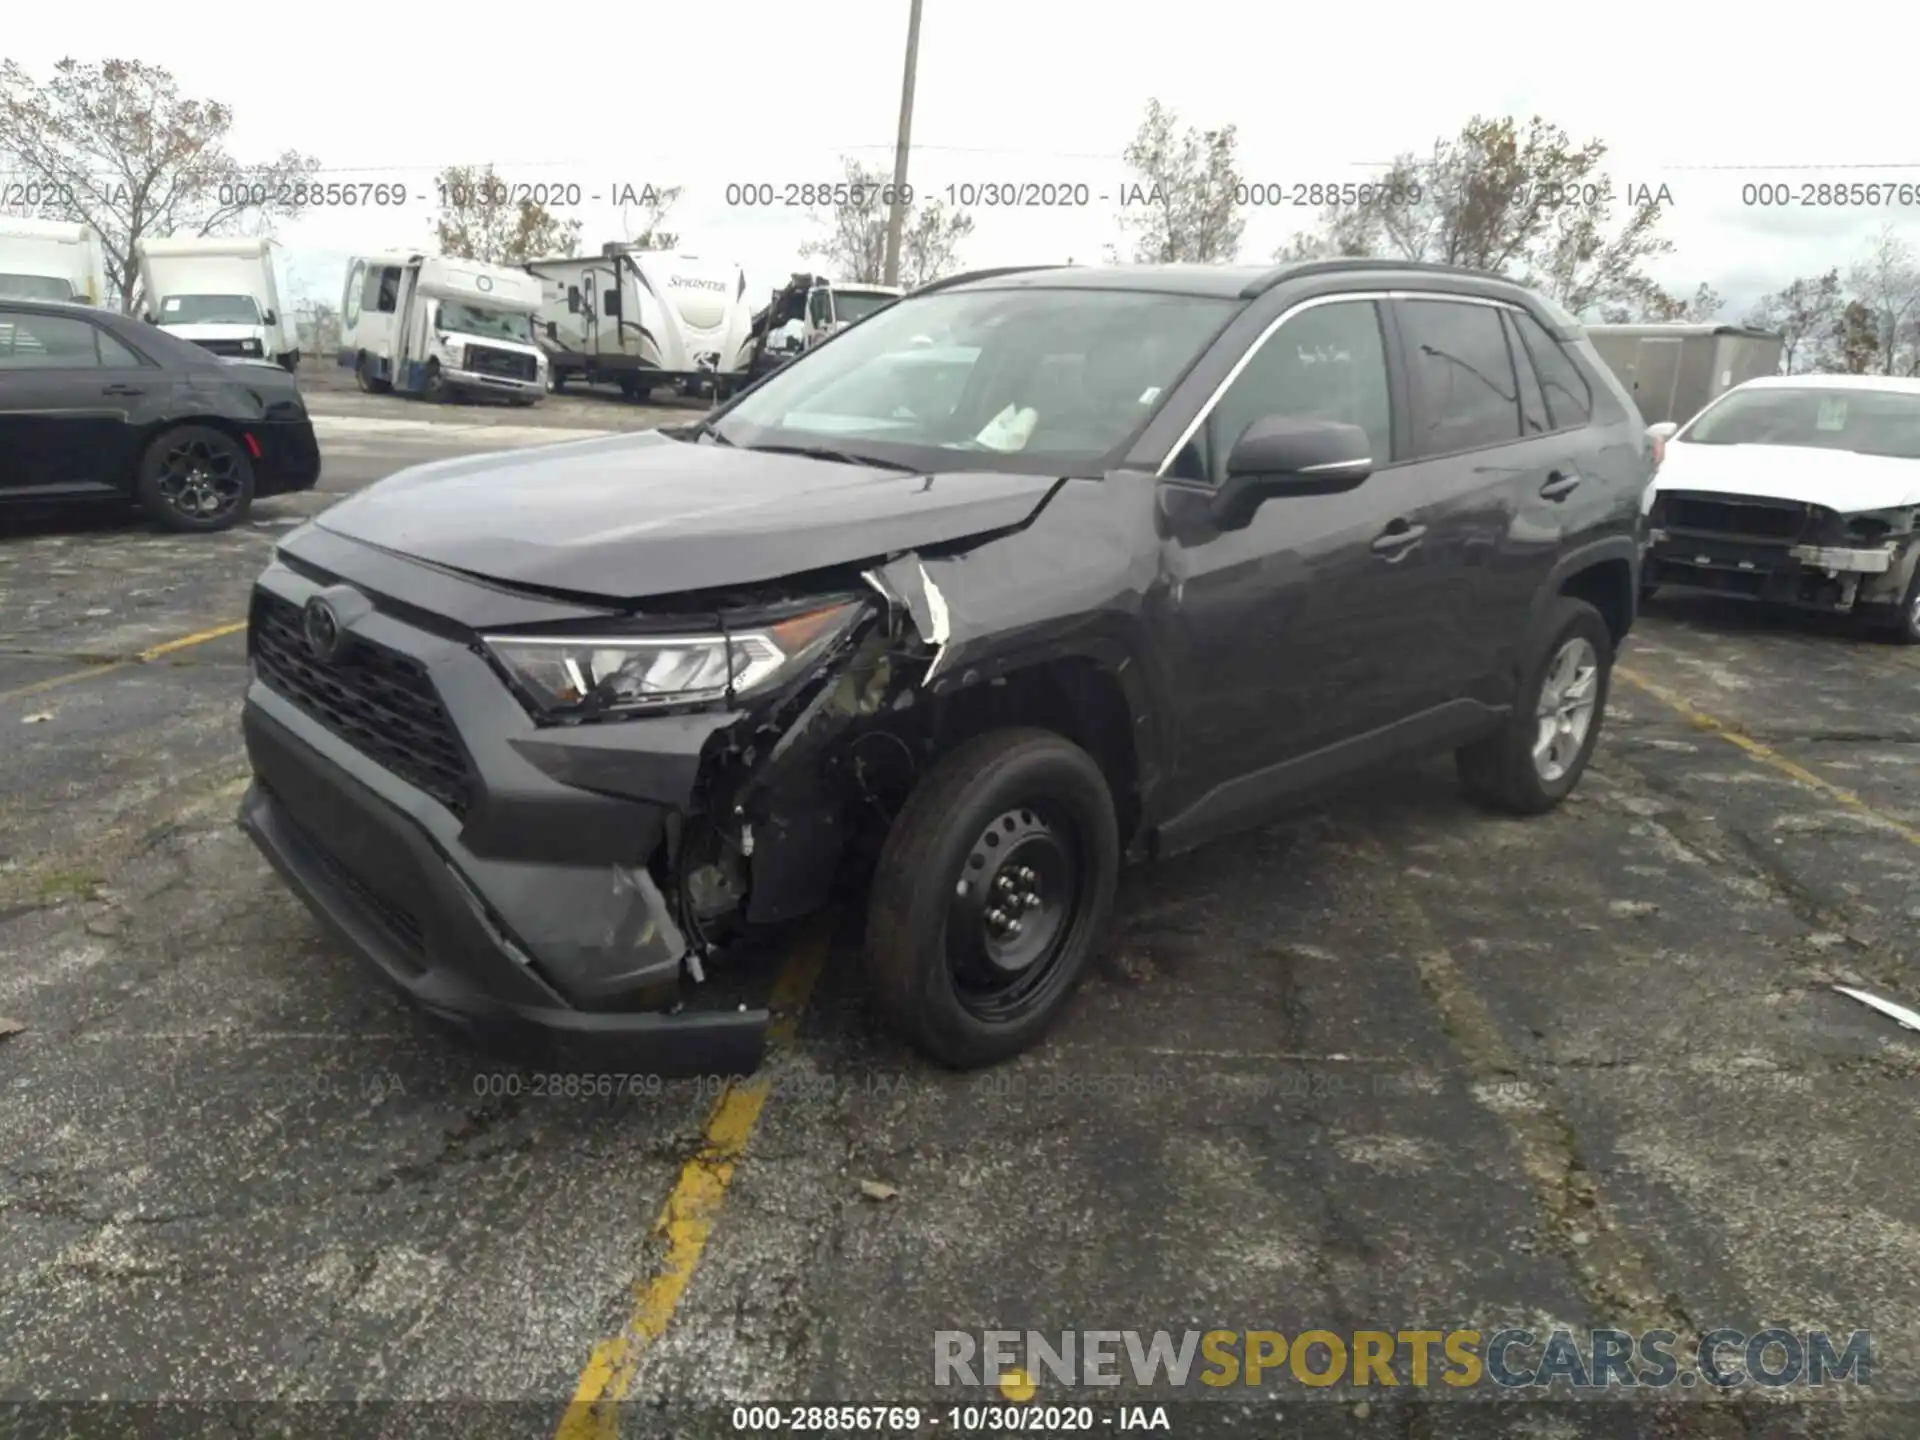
[908,264,1067,296]
[1238,256,1512,299]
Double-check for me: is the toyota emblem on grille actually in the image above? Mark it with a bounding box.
[302,596,344,662]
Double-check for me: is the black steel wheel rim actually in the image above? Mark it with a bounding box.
[154,436,243,519]
[944,803,1084,1023]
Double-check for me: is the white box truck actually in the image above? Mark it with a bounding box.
[338,251,547,405]
[1585,323,1786,428]
[0,218,107,304]
[135,236,301,369]
[526,245,756,401]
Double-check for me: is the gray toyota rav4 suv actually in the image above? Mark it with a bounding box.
[238,259,1652,1074]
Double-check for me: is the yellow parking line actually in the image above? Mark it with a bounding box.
[555,920,832,1440]
[1616,665,1920,849]
[0,620,246,703]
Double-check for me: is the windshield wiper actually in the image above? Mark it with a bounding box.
[684,418,734,446]
[744,442,918,472]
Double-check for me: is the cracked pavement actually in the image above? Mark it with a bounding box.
[3,394,1920,1437]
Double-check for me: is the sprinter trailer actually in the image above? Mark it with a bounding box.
[527,245,756,401]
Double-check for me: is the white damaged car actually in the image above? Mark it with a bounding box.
[1642,375,1920,641]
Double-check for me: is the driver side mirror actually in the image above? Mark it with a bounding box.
[262,308,277,326]
[1211,416,1374,530]
[141,312,156,324]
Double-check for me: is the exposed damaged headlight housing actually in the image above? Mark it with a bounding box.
[1844,508,1916,542]
[484,601,864,719]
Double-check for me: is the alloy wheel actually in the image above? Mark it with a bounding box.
[154,437,243,520]
[1533,636,1599,783]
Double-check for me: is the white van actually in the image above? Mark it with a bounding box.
[0,218,107,305]
[526,245,756,400]
[135,236,300,369]
[339,252,547,404]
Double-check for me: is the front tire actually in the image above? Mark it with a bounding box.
[864,728,1120,1069]
[1878,568,1920,645]
[422,359,449,403]
[354,353,391,394]
[134,425,255,533]
[1457,597,1612,815]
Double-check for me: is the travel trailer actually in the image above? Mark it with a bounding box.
[338,251,546,404]
[744,274,904,381]
[0,218,107,304]
[526,246,756,400]
[135,236,300,369]
[1585,323,1785,428]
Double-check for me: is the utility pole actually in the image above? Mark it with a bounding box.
[881,0,924,288]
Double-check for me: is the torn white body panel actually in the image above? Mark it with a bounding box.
[1649,442,1920,514]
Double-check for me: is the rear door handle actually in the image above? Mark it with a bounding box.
[102,384,145,396]
[1540,471,1581,500]
[1371,521,1427,558]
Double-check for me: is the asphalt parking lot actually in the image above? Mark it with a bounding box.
[4,384,1920,1438]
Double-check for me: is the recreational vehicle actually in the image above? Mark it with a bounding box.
[135,236,300,369]
[0,218,107,304]
[744,274,904,381]
[1585,323,1785,428]
[338,252,546,404]
[527,245,756,400]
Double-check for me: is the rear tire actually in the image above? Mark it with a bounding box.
[134,424,255,533]
[864,728,1119,1069]
[1457,597,1612,815]
[354,353,391,395]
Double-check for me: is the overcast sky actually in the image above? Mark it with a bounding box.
[8,1,1917,318]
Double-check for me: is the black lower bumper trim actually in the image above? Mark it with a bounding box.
[239,780,770,1078]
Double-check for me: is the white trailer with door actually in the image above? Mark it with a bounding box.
[526,245,756,401]
[135,236,300,369]
[338,252,548,405]
[1585,323,1785,428]
[0,218,107,305]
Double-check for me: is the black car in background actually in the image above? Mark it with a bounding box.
[238,258,1651,1076]
[0,299,320,532]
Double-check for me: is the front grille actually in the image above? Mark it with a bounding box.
[1658,492,1813,542]
[194,338,255,358]
[464,345,537,382]
[250,590,474,815]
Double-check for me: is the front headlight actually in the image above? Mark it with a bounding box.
[1843,507,1916,542]
[484,600,866,719]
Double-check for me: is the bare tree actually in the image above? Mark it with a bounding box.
[1113,99,1243,264]
[1742,270,1842,374]
[1846,225,1920,375]
[1836,299,1881,374]
[432,164,582,264]
[622,183,682,249]
[801,157,973,288]
[1299,116,1674,318]
[0,58,320,311]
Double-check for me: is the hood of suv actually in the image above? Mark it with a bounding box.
[315,430,1064,600]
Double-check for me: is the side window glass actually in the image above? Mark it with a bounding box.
[0,311,107,368]
[1512,311,1594,429]
[1179,299,1393,484]
[360,265,384,315]
[1504,311,1550,436]
[1400,299,1521,457]
[375,267,400,313]
[95,328,144,367]
[343,262,366,324]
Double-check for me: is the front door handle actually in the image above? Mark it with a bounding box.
[1540,471,1581,501]
[1371,521,1427,559]
[101,384,145,396]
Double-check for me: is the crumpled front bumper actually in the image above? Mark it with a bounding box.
[236,600,770,1076]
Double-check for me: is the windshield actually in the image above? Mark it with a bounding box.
[834,290,897,326]
[0,273,76,301]
[439,299,533,343]
[160,294,260,324]
[1682,385,1920,461]
[716,287,1236,473]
